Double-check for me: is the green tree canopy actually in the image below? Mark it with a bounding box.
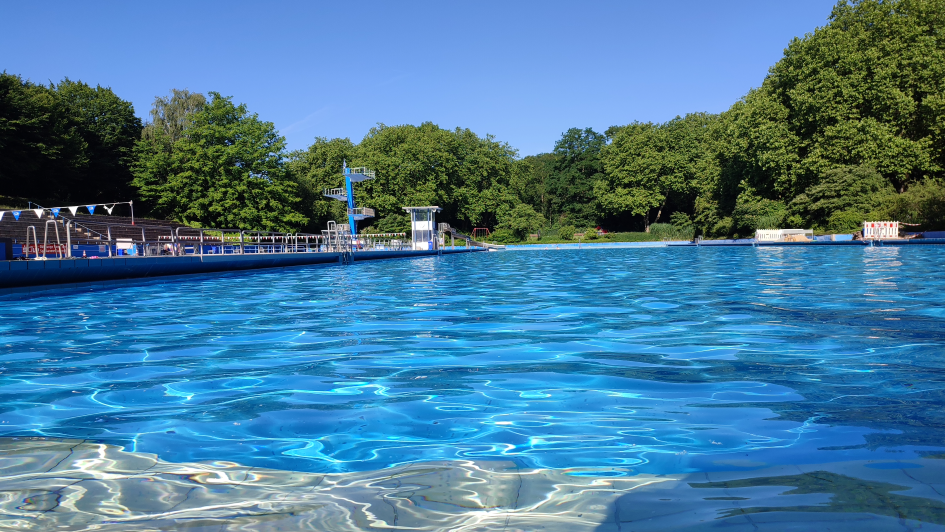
[132,92,306,231]
[142,89,206,145]
[598,114,716,231]
[0,73,141,204]
[285,136,356,232]
[702,0,945,235]
[352,122,520,231]
[545,127,606,227]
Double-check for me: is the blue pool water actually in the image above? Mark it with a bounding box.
[2,246,945,530]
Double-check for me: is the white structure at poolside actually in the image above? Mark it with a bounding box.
[755,228,814,242]
[403,206,441,250]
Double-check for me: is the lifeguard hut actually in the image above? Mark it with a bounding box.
[403,206,441,250]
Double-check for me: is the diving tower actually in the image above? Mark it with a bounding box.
[323,161,376,236]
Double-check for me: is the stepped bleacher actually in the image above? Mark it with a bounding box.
[0,213,189,243]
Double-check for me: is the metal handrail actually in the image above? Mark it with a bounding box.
[11,218,397,259]
[345,167,375,178]
[347,207,375,217]
[323,187,347,198]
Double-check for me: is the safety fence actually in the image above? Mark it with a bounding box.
[863,221,900,239]
[9,217,426,259]
[14,218,338,260]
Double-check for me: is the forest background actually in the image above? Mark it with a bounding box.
[2,0,944,242]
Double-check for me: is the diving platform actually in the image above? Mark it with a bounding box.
[347,207,375,221]
[344,167,375,183]
[323,187,347,201]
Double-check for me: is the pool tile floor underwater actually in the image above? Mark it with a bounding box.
[2,438,944,531]
[3,248,945,530]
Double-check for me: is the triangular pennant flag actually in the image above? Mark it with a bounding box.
[104,204,115,215]
[86,205,96,215]
[51,208,60,218]
[33,208,44,218]
[12,210,21,221]
[0,211,4,222]
[68,206,78,215]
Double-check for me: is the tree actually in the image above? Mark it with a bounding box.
[546,128,606,227]
[791,165,896,226]
[285,136,356,232]
[496,203,546,240]
[132,92,306,231]
[57,78,142,202]
[514,153,555,217]
[704,0,945,234]
[142,89,206,145]
[0,73,141,204]
[352,122,519,231]
[598,114,715,232]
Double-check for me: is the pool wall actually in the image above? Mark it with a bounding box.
[505,238,945,250]
[0,247,483,296]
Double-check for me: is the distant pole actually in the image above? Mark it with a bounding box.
[130,200,135,225]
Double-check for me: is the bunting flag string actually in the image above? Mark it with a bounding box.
[0,201,132,222]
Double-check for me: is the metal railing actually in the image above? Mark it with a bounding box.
[344,167,375,178]
[357,233,408,251]
[323,187,347,200]
[11,218,333,259]
[347,207,375,219]
[7,217,456,260]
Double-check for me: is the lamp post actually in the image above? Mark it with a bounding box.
[129,200,134,225]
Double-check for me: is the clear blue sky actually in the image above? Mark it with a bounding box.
[1,0,837,157]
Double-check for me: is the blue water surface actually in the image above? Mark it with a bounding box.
[2,246,944,475]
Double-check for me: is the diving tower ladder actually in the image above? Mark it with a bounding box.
[323,161,376,236]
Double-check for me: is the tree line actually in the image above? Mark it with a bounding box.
[2,0,944,239]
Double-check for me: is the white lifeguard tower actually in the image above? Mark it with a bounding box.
[403,206,441,250]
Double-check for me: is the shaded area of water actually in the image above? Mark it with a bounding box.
[2,247,945,529]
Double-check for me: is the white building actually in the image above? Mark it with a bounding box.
[403,207,441,250]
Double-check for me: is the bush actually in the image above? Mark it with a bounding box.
[372,214,410,234]
[712,217,734,237]
[487,229,519,244]
[826,210,864,233]
[582,227,599,240]
[732,193,787,233]
[670,212,692,228]
[557,224,575,240]
[650,223,694,241]
[878,179,945,230]
[497,203,546,240]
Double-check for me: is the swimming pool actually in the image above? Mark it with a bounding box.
[2,247,944,530]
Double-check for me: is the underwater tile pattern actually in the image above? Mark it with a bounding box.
[1,246,945,529]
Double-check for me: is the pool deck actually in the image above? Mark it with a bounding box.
[0,247,483,296]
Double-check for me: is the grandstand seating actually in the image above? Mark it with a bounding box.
[0,213,188,243]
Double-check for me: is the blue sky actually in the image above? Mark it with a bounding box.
[2,0,836,156]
